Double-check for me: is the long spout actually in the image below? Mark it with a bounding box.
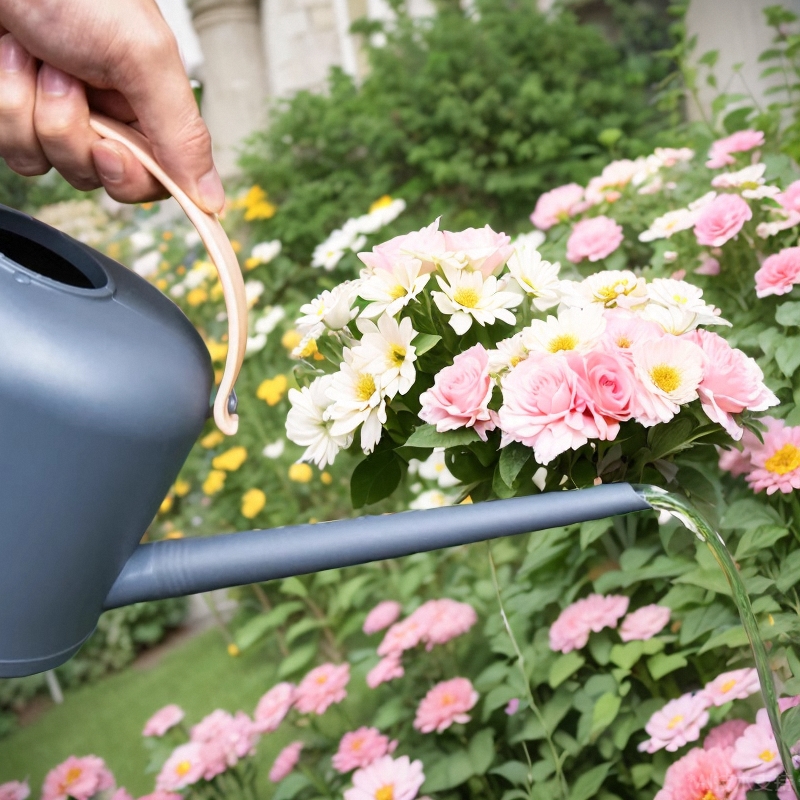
[104,483,651,609]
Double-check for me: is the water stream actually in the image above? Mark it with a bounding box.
[634,484,799,796]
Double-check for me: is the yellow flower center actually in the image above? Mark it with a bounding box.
[440,693,455,706]
[701,792,719,800]
[65,768,82,785]
[375,785,394,800]
[596,280,630,305]
[389,284,408,300]
[356,374,376,402]
[650,364,681,394]
[765,444,800,475]
[297,338,319,359]
[667,714,684,730]
[759,749,776,763]
[350,737,364,752]
[548,334,578,353]
[176,761,192,777]
[370,195,394,212]
[672,294,688,304]
[616,336,631,348]
[453,287,480,308]
[316,674,328,685]
[720,679,737,694]
[390,345,406,366]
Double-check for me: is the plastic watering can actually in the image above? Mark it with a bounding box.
[0,115,654,679]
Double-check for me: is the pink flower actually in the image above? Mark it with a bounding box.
[755,247,800,298]
[706,130,765,169]
[694,194,752,247]
[111,789,133,800]
[378,616,427,656]
[0,782,29,800]
[42,756,115,800]
[505,698,520,715]
[619,604,670,641]
[254,682,295,733]
[530,184,585,230]
[695,256,721,276]
[702,668,761,707]
[367,654,405,688]
[363,601,402,635]
[419,344,497,442]
[566,216,624,263]
[704,720,750,752]
[718,428,762,476]
[580,350,638,423]
[155,743,205,792]
[655,747,745,800]
[414,677,479,733]
[638,693,710,753]
[601,309,663,360]
[358,219,445,274]
[138,794,183,800]
[415,598,477,648]
[549,594,629,653]
[778,180,800,214]
[269,741,304,783]
[332,727,397,773]
[779,782,798,800]
[731,718,784,784]
[143,704,185,737]
[442,226,513,277]
[294,662,350,714]
[746,418,800,494]
[190,710,259,780]
[344,755,425,800]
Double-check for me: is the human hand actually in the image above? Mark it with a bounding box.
[0,0,224,213]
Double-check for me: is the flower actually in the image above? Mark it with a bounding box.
[695,256,721,276]
[639,208,697,242]
[344,756,425,800]
[415,449,460,488]
[701,668,761,707]
[269,741,304,782]
[415,598,477,648]
[0,782,29,800]
[731,716,784,784]
[639,693,711,753]
[359,218,446,274]
[414,677,479,733]
[212,446,247,472]
[585,159,643,204]
[355,315,418,398]
[746,418,800,494]
[566,270,647,310]
[409,489,454,509]
[294,662,350,715]
[755,247,800,298]
[358,259,430,319]
[378,615,428,656]
[440,225,514,277]
[505,698,520,715]
[250,240,282,265]
[619,604,670,641]
[530,183,585,229]
[263,439,286,459]
[156,744,205,792]
[254,683,295,733]
[201,430,225,449]
[189,710,259,779]
[333,727,397,773]
[257,375,289,406]
[506,244,562,311]
[646,278,728,330]
[143,704,185,737]
[600,308,663,360]
[693,193,752,247]
[566,216,624,263]
[579,350,638,424]
[42,756,115,800]
[655,747,745,800]
[202,469,226,495]
[288,463,313,482]
[524,305,607,355]
[712,164,777,198]
[364,601,403,634]
[779,783,798,800]
[419,344,498,441]
[241,488,266,518]
[366,653,405,687]
[704,720,750,751]
[706,129,765,168]
[137,794,182,800]
[548,594,629,653]
[312,227,358,270]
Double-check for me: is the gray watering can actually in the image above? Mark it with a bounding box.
[0,116,653,679]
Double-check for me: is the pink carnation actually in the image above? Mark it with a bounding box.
[143,704,185,737]
[419,344,497,441]
[731,716,784,784]
[42,756,115,800]
[0,782,29,800]
[332,727,397,773]
[778,180,800,214]
[566,216,624,263]
[363,601,402,635]
[619,604,670,641]
[442,226,513,277]
[366,654,405,688]
[254,682,295,733]
[358,219,445,274]
[269,741,304,783]
[530,183,585,230]
[704,720,750,752]
[755,247,800,298]
[344,756,425,800]
[638,693,710,753]
[548,593,629,653]
[746,418,800,495]
[414,598,477,648]
[701,668,761,707]
[294,662,350,715]
[694,193,752,247]
[414,677,479,733]
[655,747,745,800]
[706,130,765,169]
[155,744,205,792]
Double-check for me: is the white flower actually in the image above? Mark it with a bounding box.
[532,466,547,492]
[358,259,430,319]
[523,305,606,354]
[652,147,694,167]
[417,449,460,488]
[488,332,528,375]
[286,375,353,468]
[325,349,388,454]
[184,260,214,289]
[640,304,701,336]
[432,264,521,335]
[251,240,282,264]
[585,158,644,203]
[354,315,417,398]
[646,278,730,329]
[506,244,562,311]
[184,229,202,248]
[757,209,800,238]
[132,250,160,277]
[246,333,267,354]
[296,282,359,338]
[663,251,678,263]
[513,230,546,250]
[245,280,265,308]
[711,163,766,189]
[263,439,286,459]
[567,270,647,310]
[409,489,455,510]
[312,228,356,270]
[130,230,155,252]
[255,306,286,335]
[689,191,717,211]
[638,208,696,242]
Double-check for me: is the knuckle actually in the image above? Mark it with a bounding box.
[6,157,49,177]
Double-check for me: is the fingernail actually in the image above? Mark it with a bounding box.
[93,143,125,183]
[0,35,28,73]
[198,167,225,214]
[40,65,71,96]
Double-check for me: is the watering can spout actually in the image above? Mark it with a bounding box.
[103,483,652,610]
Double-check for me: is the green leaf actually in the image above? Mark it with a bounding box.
[423,750,475,793]
[280,577,308,598]
[680,604,737,645]
[647,417,695,459]
[351,450,404,508]
[549,652,585,688]
[277,643,316,678]
[721,499,783,530]
[373,695,408,729]
[412,333,442,355]
[272,773,311,800]
[630,764,653,790]
[490,761,530,786]
[483,685,518,720]
[777,338,800,377]
[285,617,325,645]
[698,625,748,654]
[590,693,621,740]
[778,550,800,593]
[405,423,480,448]
[776,302,800,327]
[468,728,495,775]
[647,652,688,680]
[234,601,303,650]
[499,442,532,487]
[609,642,644,670]
[735,524,789,560]
[569,763,611,800]
[493,462,517,499]
[580,518,612,550]
[783,705,800,747]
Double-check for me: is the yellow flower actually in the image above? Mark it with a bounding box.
[160,261,170,272]
[257,375,288,406]
[297,338,318,359]
[203,469,227,495]
[177,265,186,275]
[141,202,154,210]
[460,495,473,505]
[106,242,121,259]
[281,330,303,351]
[230,240,242,253]
[245,201,277,221]
[289,463,313,483]
[234,185,278,220]
[201,430,225,448]
[187,288,208,306]
[162,231,174,241]
[159,494,173,514]
[244,256,260,271]
[320,471,333,485]
[174,479,191,497]
[206,339,228,363]
[214,368,223,385]
[369,195,394,213]
[165,530,184,540]
[241,488,266,519]
[213,446,247,472]
[155,278,168,290]
[227,643,241,657]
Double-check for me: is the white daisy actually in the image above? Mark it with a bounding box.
[711,163,766,190]
[311,228,356,270]
[487,332,528,376]
[358,258,430,319]
[262,439,286,459]
[133,250,160,278]
[409,489,455,510]
[638,208,696,242]
[513,230,546,250]
[523,305,606,354]
[646,278,730,329]
[296,282,360,338]
[354,314,417,398]
[245,280,265,308]
[639,303,701,336]
[506,244,562,311]
[569,270,647,310]
[417,449,461,488]
[254,306,286,335]
[250,240,282,264]
[757,210,800,238]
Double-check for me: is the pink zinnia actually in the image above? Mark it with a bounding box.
[442,225,513,277]
[566,216,624,263]
[655,746,745,800]
[254,682,295,733]
[143,704,185,737]
[414,677,479,733]
[332,727,397,773]
[358,219,445,274]
[378,616,427,656]
[363,601,402,635]
[0,782,29,800]
[706,130,765,169]
[155,743,205,792]
[548,594,629,654]
[779,782,799,800]
[704,719,750,752]
[694,193,752,247]
[746,418,800,495]
[701,668,761,707]
[731,717,783,784]
[366,654,405,688]
[294,662,350,714]
[755,247,800,298]
[190,710,259,779]
[414,598,477,649]
[530,183,585,230]
[344,755,425,800]
[42,756,115,800]
[638,693,710,753]
[269,741,304,783]
[619,604,670,641]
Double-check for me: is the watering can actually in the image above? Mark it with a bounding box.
[0,116,654,679]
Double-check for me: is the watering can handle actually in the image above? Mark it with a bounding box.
[87,113,246,436]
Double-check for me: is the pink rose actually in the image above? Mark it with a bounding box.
[358,219,445,274]
[755,247,800,297]
[530,183,585,230]
[778,180,800,214]
[579,350,638,424]
[419,344,498,441]
[442,225,513,277]
[706,129,765,168]
[693,193,752,247]
[619,604,670,642]
[566,216,624,263]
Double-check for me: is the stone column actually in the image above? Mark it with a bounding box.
[187,0,269,178]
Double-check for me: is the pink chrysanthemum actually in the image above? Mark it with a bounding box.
[344,755,425,800]
[269,741,304,783]
[332,727,397,773]
[155,743,206,792]
[638,693,710,753]
[655,746,745,800]
[111,789,133,800]
[548,594,630,654]
[0,782,29,800]
[413,677,479,733]
[366,654,405,688]
[779,781,799,800]
[701,668,761,707]
[42,756,115,800]
[143,704,185,737]
[254,683,295,733]
[746,418,800,494]
[294,663,350,715]
[619,604,670,642]
[704,720,750,752]
[364,601,403,635]
[731,714,784,785]
[195,710,259,779]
